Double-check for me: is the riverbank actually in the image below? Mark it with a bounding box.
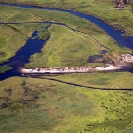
[1,3,124,66]
[0,23,38,64]
[0,0,133,35]
[0,3,133,67]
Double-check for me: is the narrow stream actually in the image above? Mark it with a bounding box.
[0,3,133,81]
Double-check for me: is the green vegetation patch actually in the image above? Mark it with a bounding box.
[0,66,12,73]
[37,24,50,40]
[27,24,103,67]
[0,36,9,63]
[0,76,133,132]
[76,88,133,133]
[0,1,133,133]
[26,24,132,68]
[0,5,132,66]
[0,77,94,132]
[46,71,133,89]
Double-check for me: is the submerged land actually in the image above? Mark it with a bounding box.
[0,0,133,133]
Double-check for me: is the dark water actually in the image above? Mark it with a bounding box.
[0,31,49,80]
[0,3,133,81]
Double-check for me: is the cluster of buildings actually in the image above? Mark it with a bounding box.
[21,66,91,74]
[120,54,133,63]
[21,65,122,74]
[115,0,131,9]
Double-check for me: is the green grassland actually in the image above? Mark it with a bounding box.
[0,5,132,67]
[0,0,133,35]
[0,76,133,132]
[0,2,133,133]
[26,24,132,68]
[43,71,133,89]
[26,24,103,67]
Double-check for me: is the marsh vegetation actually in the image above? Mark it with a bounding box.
[1,76,133,132]
[0,1,133,132]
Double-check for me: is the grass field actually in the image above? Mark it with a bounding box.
[0,76,133,132]
[26,24,132,68]
[42,71,133,89]
[0,1,133,133]
[0,5,132,67]
[0,0,133,35]
[26,24,102,67]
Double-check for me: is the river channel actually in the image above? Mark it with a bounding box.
[0,3,133,81]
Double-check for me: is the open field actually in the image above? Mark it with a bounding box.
[26,24,132,68]
[26,24,103,67]
[27,25,131,67]
[0,5,132,67]
[42,71,133,89]
[0,76,133,132]
[0,2,133,133]
[0,0,133,35]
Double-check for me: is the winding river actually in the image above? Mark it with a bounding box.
[0,3,133,81]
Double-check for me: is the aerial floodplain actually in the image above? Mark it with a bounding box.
[0,0,133,133]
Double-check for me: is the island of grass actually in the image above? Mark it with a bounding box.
[0,66,12,73]
[26,24,133,68]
